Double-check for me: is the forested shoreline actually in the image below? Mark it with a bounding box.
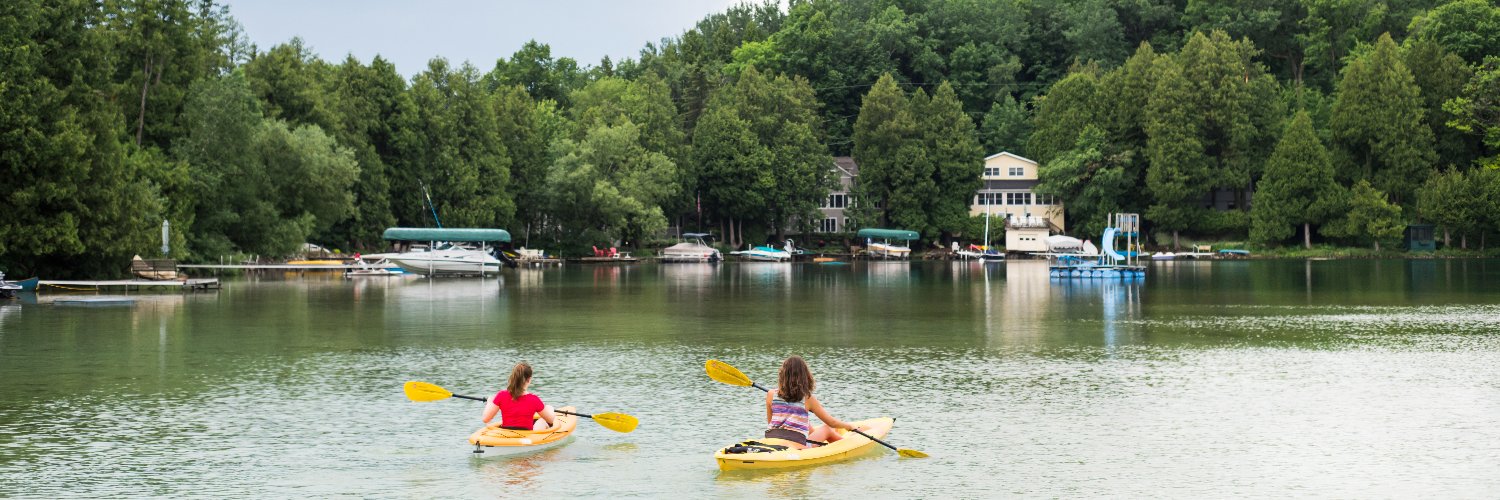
[3,0,1498,277]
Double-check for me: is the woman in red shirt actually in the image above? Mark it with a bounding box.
[481,362,556,430]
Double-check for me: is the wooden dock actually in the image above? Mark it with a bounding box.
[39,279,220,291]
[176,264,389,270]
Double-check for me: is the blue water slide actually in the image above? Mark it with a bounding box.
[1101,227,1126,262]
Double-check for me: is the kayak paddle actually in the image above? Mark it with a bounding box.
[702,360,928,458]
[403,381,639,433]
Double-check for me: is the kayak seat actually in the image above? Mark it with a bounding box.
[723,440,790,454]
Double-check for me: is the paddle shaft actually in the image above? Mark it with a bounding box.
[448,392,594,419]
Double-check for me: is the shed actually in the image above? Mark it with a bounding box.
[1405,224,1434,252]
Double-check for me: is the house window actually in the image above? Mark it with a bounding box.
[976,192,1001,206]
[843,218,849,231]
[1008,167,1024,177]
[1035,194,1054,205]
[820,218,837,233]
[1006,192,1032,206]
[826,193,848,209]
[984,167,1001,177]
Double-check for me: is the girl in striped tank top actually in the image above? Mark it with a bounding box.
[764,356,863,448]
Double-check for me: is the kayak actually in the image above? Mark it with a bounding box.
[467,405,578,456]
[714,417,895,471]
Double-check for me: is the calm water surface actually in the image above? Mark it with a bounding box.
[2,259,1498,497]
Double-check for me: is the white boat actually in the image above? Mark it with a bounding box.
[388,246,504,275]
[857,229,918,260]
[730,240,792,262]
[661,233,722,263]
[1046,235,1085,253]
[1151,252,1176,260]
[381,227,516,276]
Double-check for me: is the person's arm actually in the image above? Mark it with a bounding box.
[765,390,776,424]
[482,400,501,424]
[806,394,853,430]
[536,400,556,426]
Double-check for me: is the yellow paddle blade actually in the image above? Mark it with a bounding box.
[403,381,454,402]
[705,359,754,387]
[897,449,929,459]
[590,412,639,433]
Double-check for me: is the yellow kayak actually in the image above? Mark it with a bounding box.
[714,417,895,471]
[467,406,578,456]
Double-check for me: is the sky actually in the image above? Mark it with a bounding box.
[220,0,776,76]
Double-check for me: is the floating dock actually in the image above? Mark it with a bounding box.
[39,279,220,291]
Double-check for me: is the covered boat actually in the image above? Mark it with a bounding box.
[857,229,918,260]
[468,406,579,456]
[661,233,722,263]
[714,417,895,471]
[382,227,516,276]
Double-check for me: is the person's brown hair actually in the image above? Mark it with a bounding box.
[506,362,533,401]
[777,356,814,403]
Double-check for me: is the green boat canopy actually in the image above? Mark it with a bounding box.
[382,227,511,242]
[856,228,920,240]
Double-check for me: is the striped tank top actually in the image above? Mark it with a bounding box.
[768,397,811,436]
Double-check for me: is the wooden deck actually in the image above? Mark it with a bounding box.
[39,279,220,291]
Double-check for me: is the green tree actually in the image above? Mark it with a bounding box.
[1026,69,1100,165]
[1250,111,1341,248]
[1,0,165,277]
[1094,42,1162,214]
[104,0,235,149]
[395,59,514,229]
[1403,38,1478,170]
[545,122,678,248]
[1036,125,1133,238]
[1407,0,1500,64]
[917,81,984,239]
[490,84,551,244]
[1325,179,1403,251]
[242,38,334,129]
[320,55,407,249]
[1331,33,1435,204]
[851,74,926,231]
[1144,59,1211,248]
[979,95,1031,156]
[1444,57,1500,169]
[1416,169,1479,248]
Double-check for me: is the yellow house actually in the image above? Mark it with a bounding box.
[970,152,1065,252]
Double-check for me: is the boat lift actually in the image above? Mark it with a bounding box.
[1049,213,1147,280]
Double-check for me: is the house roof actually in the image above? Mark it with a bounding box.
[982,179,1041,190]
[833,156,859,177]
[982,151,1038,165]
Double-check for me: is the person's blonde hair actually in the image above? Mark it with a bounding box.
[506,362,533,401]
[777,356,814,403]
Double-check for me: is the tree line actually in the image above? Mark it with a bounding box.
[3,0,1499,276]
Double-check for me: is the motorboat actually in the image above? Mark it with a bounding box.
[661,233,722,263]
[381,227,517,276]
[343,258,408,278]
[857,228,919,260]
[730,240,793,262]
[0,272,21,299]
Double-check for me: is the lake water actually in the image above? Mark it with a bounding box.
[2,259,1498,497]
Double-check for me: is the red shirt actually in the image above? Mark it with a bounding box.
[493,391,544,428]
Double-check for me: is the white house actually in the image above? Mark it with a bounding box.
[970,152,1065,252]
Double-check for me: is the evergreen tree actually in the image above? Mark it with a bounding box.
[1416,169,1479,248]
[851,74,917,229]
[321,55,406,249]
[395,59,514,229]
[0,0,164,277]
[545,122,678,248]
[1324,180,1403,251]
[1250,111,1340,248]
[1144,58,1211,248]
[1094,42,1161,214]
[1331,33,1435,204]
[918,81,984,239]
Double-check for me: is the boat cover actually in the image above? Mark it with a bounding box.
[382,227,511,242]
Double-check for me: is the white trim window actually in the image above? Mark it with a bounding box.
[975,191,1002,206]
[819,218,837,233]
[825,193,848,209]
[984,166,1001,177]
[1008,167,1024,177]
[1005,192,1032,206]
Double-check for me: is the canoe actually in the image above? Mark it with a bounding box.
[714,417,894,471]
[467,406,578,456]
